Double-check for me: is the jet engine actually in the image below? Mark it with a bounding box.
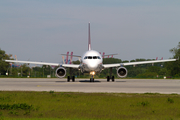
[55,67,66,78]
[117,67,127,78]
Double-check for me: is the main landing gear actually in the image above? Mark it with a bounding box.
[107,68,115,82]
[107,76,115,82]
[67,76,75,82]
[67,68,75,82]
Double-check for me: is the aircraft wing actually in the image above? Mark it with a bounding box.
[62,64,80,69]
[5,60,80,69]
[5,60,60,66]
[103,59,176,68]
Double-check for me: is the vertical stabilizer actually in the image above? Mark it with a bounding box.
[88,22,91,50]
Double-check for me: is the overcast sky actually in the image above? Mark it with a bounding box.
[1,0,180,63]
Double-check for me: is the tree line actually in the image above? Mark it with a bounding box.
[0,42,180,78]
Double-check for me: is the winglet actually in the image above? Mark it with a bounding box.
[88,22,91,51]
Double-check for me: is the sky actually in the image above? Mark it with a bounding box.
[1,0,180,63]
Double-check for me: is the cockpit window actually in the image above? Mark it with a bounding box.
[84,56,101,59]
[97,56,101,59]
[93,56,97,59]
[88,56,92,59]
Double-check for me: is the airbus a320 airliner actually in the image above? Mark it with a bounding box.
[5,23,176,82]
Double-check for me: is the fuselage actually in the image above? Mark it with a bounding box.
[80,50,103,73]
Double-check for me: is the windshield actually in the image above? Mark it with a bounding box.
[84,56,101,59]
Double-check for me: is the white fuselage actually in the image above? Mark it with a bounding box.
[80,50,103,73]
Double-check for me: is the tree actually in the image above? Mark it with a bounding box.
[72,60,80,64]
[103,58,122,64]
[147,66,160,74]
[21,64,30,76]
[0,48,11,75]
[127,67,146,77]
[170,42,180,59]
[165,42,180,76]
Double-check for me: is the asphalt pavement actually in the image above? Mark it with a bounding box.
[0,78,180,94]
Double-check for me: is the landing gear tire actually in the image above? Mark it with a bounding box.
[90,78,94,82]
[112,76,115,82]
[107,76,110,82]
[107,68,115,82]
[67,76,70,82]
[72,76,75,82]
[107,76,115,82]
[90,74,94,82]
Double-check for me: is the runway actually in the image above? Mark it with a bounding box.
[0,78,180,94]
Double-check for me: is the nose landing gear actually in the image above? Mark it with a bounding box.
[90,75,94,82]
[90,71,95,82]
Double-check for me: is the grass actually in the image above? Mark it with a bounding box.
[0,91,180,120]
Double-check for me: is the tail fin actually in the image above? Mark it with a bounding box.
[88,22,91,50]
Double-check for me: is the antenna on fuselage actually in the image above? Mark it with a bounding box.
[88,22,91,51]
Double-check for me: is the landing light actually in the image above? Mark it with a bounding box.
[90,71,95,75]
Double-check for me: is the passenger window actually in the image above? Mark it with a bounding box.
[88,56,92,59]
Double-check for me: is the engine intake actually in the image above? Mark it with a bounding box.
[56,67,66,78]
[117,67,127,78]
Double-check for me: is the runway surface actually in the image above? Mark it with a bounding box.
[0,78,180,94]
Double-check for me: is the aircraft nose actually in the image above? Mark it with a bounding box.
[88,63,98,70]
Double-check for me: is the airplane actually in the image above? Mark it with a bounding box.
[5,23,176,82]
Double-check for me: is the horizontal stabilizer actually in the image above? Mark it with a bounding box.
[60,54,81,57]
[102,54,118,57]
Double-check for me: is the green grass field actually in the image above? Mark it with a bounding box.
[0,91,180,120]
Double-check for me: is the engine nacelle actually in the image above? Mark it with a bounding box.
[117,67,128,78]
[55,67,66,78]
